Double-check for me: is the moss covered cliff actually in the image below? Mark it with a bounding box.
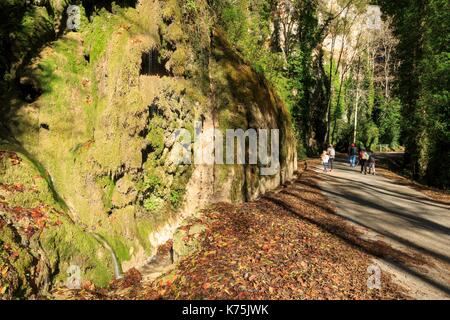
[0,0,296,298]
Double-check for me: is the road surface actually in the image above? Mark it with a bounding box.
[314,156,450,299]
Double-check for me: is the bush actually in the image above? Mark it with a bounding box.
[169,190,182,208]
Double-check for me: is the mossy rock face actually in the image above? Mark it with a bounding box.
[0,0,297,298]
[210,30,297,201]
[0,149,113,298]
[40,221,114,288]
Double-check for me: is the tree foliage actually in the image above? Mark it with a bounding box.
[379,0,450,188]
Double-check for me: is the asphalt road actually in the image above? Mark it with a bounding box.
[314,156,450,299]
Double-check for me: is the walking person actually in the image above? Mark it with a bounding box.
[348,143,358,167]
[321,151,330,173]
[327,144,336,172]
[367,151,376,175]
[359,148,369,175]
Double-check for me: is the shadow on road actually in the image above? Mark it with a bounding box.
[262,166,450,297]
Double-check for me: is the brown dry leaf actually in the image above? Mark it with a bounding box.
[202,282,211,290]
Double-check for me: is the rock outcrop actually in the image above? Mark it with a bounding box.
[0,0,296,297]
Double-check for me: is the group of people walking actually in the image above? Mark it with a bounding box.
[321,143,376,175]
[348,143,376,175]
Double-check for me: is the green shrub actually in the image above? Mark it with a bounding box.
[169,189,182,208]
[143,195,164,213]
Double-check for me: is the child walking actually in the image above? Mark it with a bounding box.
[321,151,330,173]
[368,152,376,175]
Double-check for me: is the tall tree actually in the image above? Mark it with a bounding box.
[380,0,450,187]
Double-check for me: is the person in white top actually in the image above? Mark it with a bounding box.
[321,151,330,173]
[327,144,336,172]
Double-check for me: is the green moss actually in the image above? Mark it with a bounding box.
[0,225,35,298]
[96,176,115,210]
[230,167,244,203]
[0,143,68,211]
[8,5,54,79]
[136,219,155,252]
[143,195,164,213]
[215,164,230,184]
[41,220,114,288]
[161,0,182,22]
[83,8,122,63]
[167,46,189,76]
[146,126,165,157]
[165,22,185,44]
[98,233,131,265]
[169,190,182,208]
[143,173,162,193]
